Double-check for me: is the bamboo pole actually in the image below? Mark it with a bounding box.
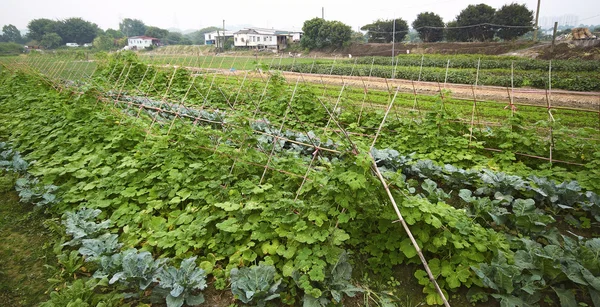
[369,159,451,307]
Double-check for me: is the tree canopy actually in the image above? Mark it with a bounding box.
[185,26,221,45]
[301,18,352,50]
[105,29,124,39]
[145,26,169,40]
[40,32,62,49]
[119,18,146,37]
[455,4,496,41]
[1,24,23,43]
[27,19,59,41]
[412,12,444,42]
[56,18,100,44]
[361,19,408,43]
[494,3,534,40]
[92,35,114,51]
[165,32,192,45]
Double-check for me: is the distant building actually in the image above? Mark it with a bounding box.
[233,28,303,50]
[204,31,234,45]
[127,36,160,49]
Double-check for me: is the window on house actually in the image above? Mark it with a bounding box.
[235,37,238,42]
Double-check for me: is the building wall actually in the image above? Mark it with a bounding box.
[292,33,302,42]
[234,33,277,47]
[128,38,153,48]
[205,31,234,45]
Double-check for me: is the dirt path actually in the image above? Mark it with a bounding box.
[279,71,600,110]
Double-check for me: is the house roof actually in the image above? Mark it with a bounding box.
[234,28,278,35]
[205,31,234,36]
[234,28,304,36]
[128,36,159,40]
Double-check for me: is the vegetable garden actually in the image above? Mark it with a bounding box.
[0,51,599,307]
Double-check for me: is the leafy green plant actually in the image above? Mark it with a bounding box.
[154,256,208,307]
[63,208,111,246]
[109,248,168,291]
[78,233,123,261]
[14,176,59,207]
[0,143,28,173]
[293,251,362,306]
[230,264,282,306]
[40,278,124,307]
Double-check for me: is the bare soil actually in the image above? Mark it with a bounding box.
[309,41,537,57]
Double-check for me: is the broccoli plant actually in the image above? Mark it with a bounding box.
[293,251,362,307]
[78,233,122,263]
[14,176,59,207]
[154,256,207,307]
[230,264,282,306]
[109,248,169,291]
[63,208,111,246]
[0,142,28,173]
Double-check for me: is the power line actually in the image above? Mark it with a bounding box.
[364,23,534,34]
[579,14,600,22]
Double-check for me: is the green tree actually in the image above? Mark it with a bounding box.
[57,18,99,44]
[145,26,169,40]
[325,21,353,48]
[105,29,124,39]
[223,37,234,50]
[40,33,62,49]
[119,18,146,37]
[455,4,496,41]
[412,12,445,42]
[494,3,534,40]
[185,26,221,45]
[361,18,408,43]
[165,31,182,45]
[300,18,352,49]
[300,18,325,49]
[445,21,463,42]
[92,35,114,51]
[1,24,23,43]
[351,31,366,43]
[27,19,59,41]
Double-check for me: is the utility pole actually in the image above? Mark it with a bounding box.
[550,21,558,52]
[222,19,226,51]
[533,0,541,42]
[322,7,324,19]
[392,18,396,79]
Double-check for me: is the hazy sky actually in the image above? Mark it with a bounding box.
[1,0,599,33]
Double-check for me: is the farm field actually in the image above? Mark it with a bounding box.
[0,51,600,307]
[132,52,600,91]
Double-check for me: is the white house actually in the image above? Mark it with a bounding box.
[233,28,304,50]
[204,31,234,45]
[234,28,278,48]
[291,31,303,42]
[127,36,160,49]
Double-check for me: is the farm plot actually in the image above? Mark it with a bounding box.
[134,52,600,92]
[0,52,599,307]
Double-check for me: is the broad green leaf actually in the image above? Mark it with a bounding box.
[552,287,577,307]
[400,238,417,259]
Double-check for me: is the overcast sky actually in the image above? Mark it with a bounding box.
[2,0,599,33]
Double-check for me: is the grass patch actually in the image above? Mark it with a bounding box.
[0,172,56,307]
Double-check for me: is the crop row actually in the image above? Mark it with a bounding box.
[350,54,600,72]
[273,63,600,92]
